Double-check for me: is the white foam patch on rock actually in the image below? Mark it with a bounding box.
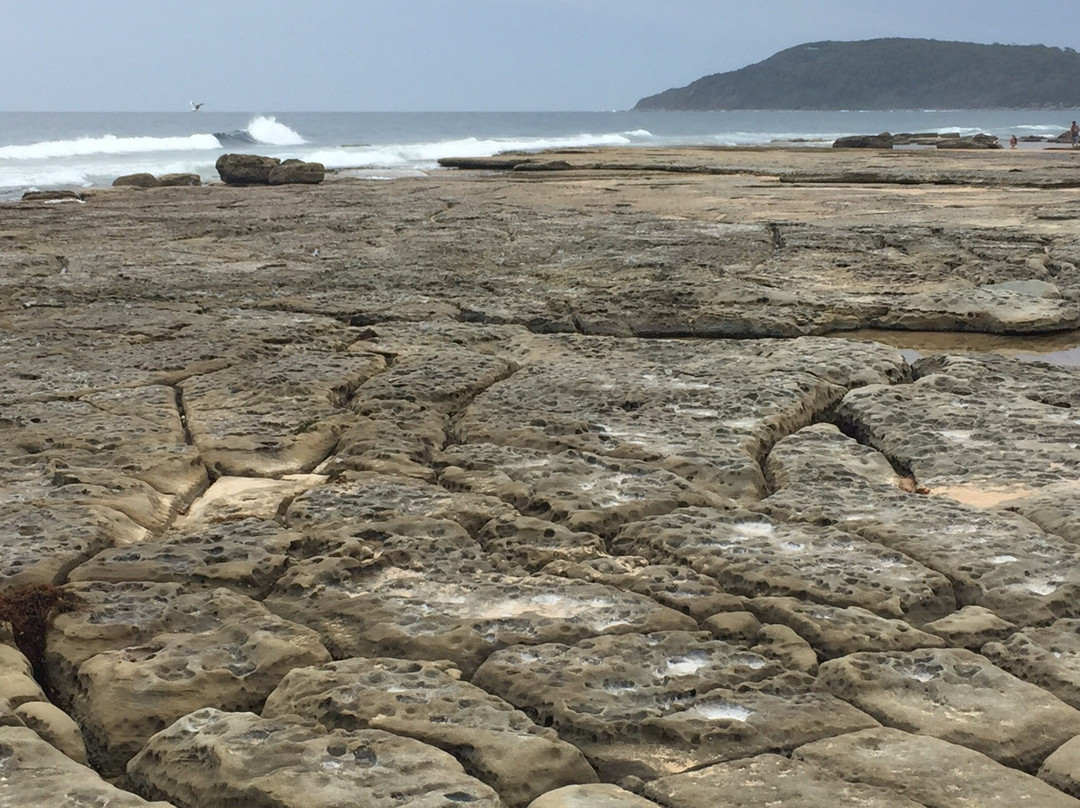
[690,701,754,721]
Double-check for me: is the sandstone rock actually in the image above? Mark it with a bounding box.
[14,700,88,763]
[1039,735,1080,798]
[284,471,515,546]
[876,282,1078,332]
[0,726,175,807]
[833,132,895,149]
[173,476,325,528]
[49,586,330,775]
[265,560,695,676]
[614,507,953,624]
[478,514,607,570]
[744,597,945,658]
[452,337,869,502]
[0,670,47,707]
[112,173,158,188]
[215,153,281,184]
[180,350,386,477]
[268,159,326,185]
[922,606,1018,650]
[440,443,729,537]
[127,709,504,808]
[1001,480,1080,543]
[473,631,877,781]
[263,657,598,807]
[760,422,1080,626]
[541,556,742,621]
[982,618,1080,709]
[20,189,83,202]
[816,648,1080,770]
[796,727,1080,808]
[529,784,662,808]
[644,753,925,807]
[156,173,201,187]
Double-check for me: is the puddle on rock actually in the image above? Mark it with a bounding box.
[835,328,1080,367]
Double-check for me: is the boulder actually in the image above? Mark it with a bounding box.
[156,173,201,186]
[112,173,158,188]
[215,153,281,185]
[268,159,326,185]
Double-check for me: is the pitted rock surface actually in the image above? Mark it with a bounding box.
[48,585,330,775]
[643,753,925,808]
[540,556,742,622]
[452,337,878,501]
[180,350,386,477]
[440,443,729,537]
[744,597,945,659]
[265,561,695,676]
[795,727,1080,808]
[263,657,598,807]
[760,423,1080,625]
[0,726,176,808]
[816,647,1080,770]
[473,631,877,781]
[477,514,607,571]
[126,708,504,808]
[982,618,1080,709]
[8,147,1080,804]
[614,507,954,624]
[837,352,1080,494]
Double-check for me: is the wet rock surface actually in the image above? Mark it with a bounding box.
[3,147,1080,802]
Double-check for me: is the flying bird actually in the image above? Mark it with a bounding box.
[190,101,204,111]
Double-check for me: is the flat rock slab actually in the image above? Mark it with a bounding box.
[452,337,888,501]
[49,586,330,775]
[126,708,505,808]
[173,474,326,527]
[473,631,877,781]
[284,471,516,545]
[1001,480,1080,544]
[875,282,1080,333]
[761,423,1080,626]
[644,753,925,808]
[477,514,607,570]
[795,727,1080,808]
[837,352,1080,493]
[817,647,1080,770]
[263,657,597,807]
[180,350,386,477]
[983,618,1080,709]
[265,560,695,676]
[0,501,146,591]
[440,443,728,537]
[0,726,176,808]
[541,556,741,622]
[745,597,945,659]
[614,507,954,624]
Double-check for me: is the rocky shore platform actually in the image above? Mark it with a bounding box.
[5,145,1080,806]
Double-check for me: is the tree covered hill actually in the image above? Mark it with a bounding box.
[635,39,1080,110]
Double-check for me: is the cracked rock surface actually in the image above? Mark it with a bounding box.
[4,146,1080,804]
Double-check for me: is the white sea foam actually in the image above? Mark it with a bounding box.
[308,132,632,171]
[0,133,222,160]
[246,115,306,146]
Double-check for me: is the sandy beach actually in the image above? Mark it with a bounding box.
[4,145,1080,806]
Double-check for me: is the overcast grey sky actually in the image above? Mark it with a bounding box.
[5,1,1080,111]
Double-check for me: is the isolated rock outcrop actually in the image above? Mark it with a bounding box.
[215,153,281,184]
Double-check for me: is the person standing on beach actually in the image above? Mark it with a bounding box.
[1071,121,1079,147]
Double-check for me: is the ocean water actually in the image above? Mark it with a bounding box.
[1,109,1077,199]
